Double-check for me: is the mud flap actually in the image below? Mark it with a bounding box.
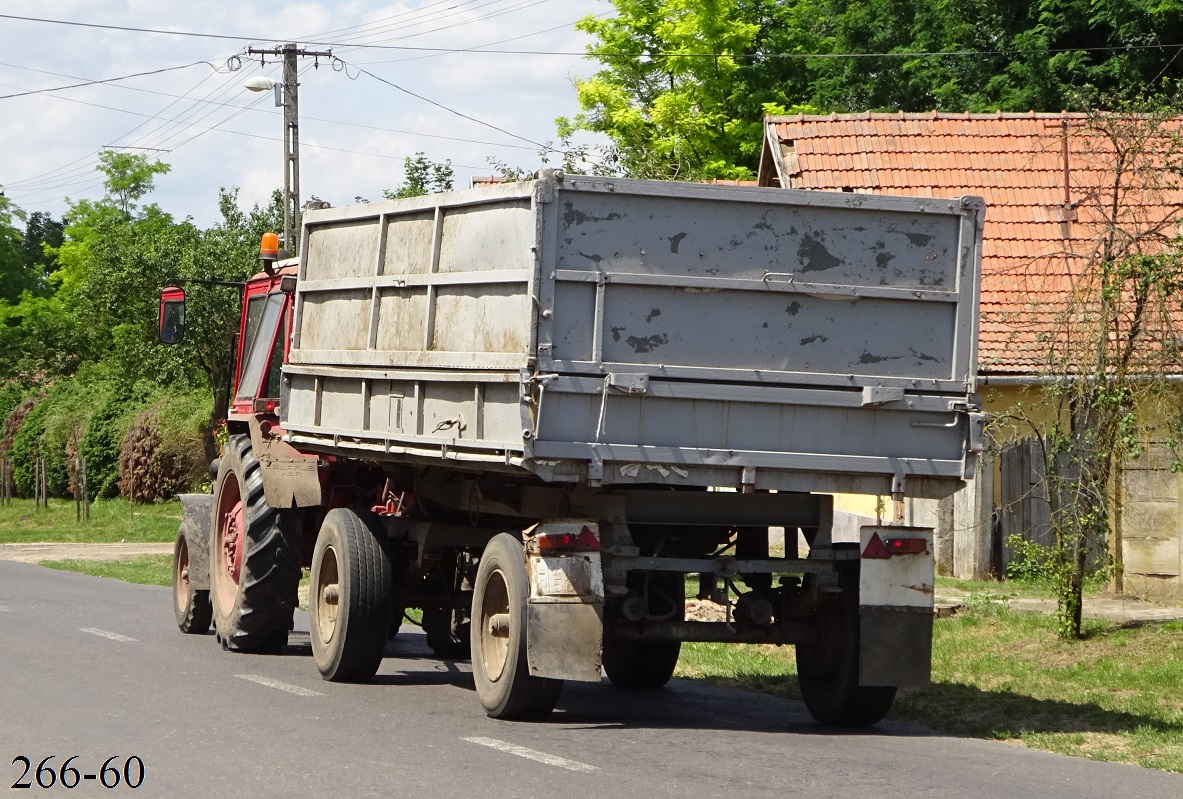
[523,522,605,682]
[858,526,934,687]
[526,602,604,682]
[178,493,213,590]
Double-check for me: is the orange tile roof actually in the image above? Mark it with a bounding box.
[759,112,1183,375]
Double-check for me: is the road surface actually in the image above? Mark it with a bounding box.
[1,560,1178,797]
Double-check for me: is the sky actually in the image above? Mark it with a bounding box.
[0,0,610,228]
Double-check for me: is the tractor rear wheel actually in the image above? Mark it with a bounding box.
[208,435,302,653]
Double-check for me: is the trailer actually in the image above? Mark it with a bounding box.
[164,172,985,725]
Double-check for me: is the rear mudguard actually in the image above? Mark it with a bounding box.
[177,493,213,590]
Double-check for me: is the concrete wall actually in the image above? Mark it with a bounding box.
[1119,444,1183,599]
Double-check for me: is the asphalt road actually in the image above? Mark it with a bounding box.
[1,561,1179,798]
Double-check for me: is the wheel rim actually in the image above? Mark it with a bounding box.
[173,536,190,615]
[315,545,341,645]
[479,568,511,682]
[211,473,244,618]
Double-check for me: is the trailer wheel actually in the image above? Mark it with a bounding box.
[471,534,562,719]
[796,546,896,726]
[603,571,684,689]
[310,508,393,682]
[172,521,211,634]
[424,607,471,659]
[209,435,302,653]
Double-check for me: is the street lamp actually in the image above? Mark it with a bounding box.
[243,54,300,255]
[243,75,281,107]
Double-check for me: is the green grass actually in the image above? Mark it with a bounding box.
[0,498,180,543]
[41,554,173,587]
[677,602,1183,773]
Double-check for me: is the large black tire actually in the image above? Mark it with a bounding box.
[209,435,302,653]
[424,606,471,659]
[470,534,562,720]
[603,570,684,689]
[172,521,211,634]
[796,545,896,726]
[310,508,393,682]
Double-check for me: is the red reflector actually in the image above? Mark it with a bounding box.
[862,532,890,559]
[886,537,928,555]
[536,526,599,551]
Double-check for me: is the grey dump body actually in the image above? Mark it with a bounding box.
[284,172,984,498]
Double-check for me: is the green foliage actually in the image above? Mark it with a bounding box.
[1005,534,1059,584]
[568,0,1183,179]
[0,194,37,303]
[10,395,58,497]
[79,382,154,499]
[96,150,171,217]
[385,153,454,199]
[117,390,210,503]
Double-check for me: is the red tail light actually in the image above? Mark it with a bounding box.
[886,537,928,555]
[536,526,600,552]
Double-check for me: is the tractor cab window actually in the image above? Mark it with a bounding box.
[263,316,287,399]
[236,292,285,401]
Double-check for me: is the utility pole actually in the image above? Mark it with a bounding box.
[246,43,331,254]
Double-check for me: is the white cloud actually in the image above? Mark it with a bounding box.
[0,0,610,226]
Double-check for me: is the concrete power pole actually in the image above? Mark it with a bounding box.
[281,44,300,255]
[247,43,331,255]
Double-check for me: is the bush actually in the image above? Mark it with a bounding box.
[117,390,210,503]
[9,396,66,497]
[79,383,153,499]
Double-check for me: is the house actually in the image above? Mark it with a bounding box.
[757,111,1183,597]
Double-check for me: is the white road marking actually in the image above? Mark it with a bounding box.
[0,605,11,611]
[463,737,597,773]
[236,674,323,697]
[79,627,136,642]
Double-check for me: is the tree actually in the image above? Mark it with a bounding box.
[565,0,1183,179]
[0,194,36,303]
[560,0,786,180]
[96,150,171,217]
[385,153,454,199]
[20,211,64,282]
[1006,101,1183,638]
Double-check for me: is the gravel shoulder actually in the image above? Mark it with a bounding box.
[0,542,174,563]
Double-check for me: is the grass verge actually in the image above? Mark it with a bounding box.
[41,554,173,587]
[678,599,1183,772]
[0,498,180,543]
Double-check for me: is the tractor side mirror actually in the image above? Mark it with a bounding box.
[158,286,186,345]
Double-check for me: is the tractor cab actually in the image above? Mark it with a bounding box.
[158,231,298,423]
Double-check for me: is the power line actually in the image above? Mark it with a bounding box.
[347,62,549,149]
[0,61,213,100]
[4,12,1183,61]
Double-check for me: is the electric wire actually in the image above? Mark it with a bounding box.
[4,12,1183,61]
[0,61,213,100]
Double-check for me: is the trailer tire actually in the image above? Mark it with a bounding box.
[310,508,393,682]
[173,521,211,634]
[424,607,471,659]
[209,435,302,653]
[604,571,684,689]
[796,546,896,726]
[471,534,562,720]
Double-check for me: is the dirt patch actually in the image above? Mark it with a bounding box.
[0,542,173,564]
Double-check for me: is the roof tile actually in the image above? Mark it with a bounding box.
[766,112,1183,373]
